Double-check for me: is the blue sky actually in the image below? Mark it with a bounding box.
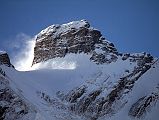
[0,0,159,59]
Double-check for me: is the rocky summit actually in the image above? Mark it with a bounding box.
[32,20,118,65]
[0,20,159,120]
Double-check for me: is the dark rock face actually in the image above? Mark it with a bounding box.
[32,20,118,65]
[0,53,13,67]
[65,85,87,103]
[0,88,28,120]
[129,87,159,118]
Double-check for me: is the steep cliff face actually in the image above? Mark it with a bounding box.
[32,20,118,65]
[0,51,13,67]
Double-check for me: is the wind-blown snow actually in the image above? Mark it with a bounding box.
[13,38,35,71]
[31,53,95,70]
[31,54,79,70]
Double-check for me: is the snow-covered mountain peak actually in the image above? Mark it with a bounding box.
[0,20,158,120]
[36,19,90,41]
[32,20,118,66]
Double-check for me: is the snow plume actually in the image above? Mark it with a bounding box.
[31,53,96,70]
[10,34,94,71]
[11,33,35,71]
[31,54,78,70]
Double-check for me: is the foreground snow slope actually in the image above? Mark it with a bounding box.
[2,53,159,120]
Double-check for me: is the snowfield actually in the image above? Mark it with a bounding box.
[1,53,159,120]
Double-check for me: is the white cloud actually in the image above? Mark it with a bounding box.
[8,33,31,50]
[11,33,36,71]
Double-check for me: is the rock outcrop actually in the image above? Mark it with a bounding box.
[0,51,14,67]
[129,85,159,118]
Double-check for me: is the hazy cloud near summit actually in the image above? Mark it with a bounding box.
[4,33,36,71]
[9,33,31,50]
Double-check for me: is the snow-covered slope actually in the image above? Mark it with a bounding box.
[0,55,38,120]
[0,20,159,120]
[2,53,159,120]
